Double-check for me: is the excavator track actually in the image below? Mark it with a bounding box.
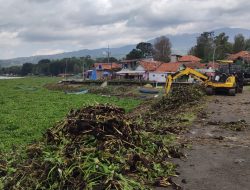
[205,87,214,95]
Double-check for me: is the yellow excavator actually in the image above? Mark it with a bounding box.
[165,67,243,96]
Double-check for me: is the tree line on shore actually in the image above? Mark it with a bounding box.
[0,57,96,76]
[126,32,250,63]
[189,32,250,62]
[1,32,250,76]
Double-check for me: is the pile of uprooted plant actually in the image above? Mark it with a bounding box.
[0,85,205,190]
[131,85,205,135]
[1,105,182,190]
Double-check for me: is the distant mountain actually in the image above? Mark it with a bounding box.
[0,45,136,67]
[1,27,250,67]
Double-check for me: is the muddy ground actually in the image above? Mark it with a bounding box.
[167,88,250,190]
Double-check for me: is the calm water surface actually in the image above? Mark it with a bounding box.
[0,76,23,80]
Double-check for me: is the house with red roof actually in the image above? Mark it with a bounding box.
[225,51,250,79]
[94,63,121,70]
[94,63,121,79]
[135,60,162,80]
[170,54,182,62]
[149,62,184,82]
[228,51,250,64]
[179,55,201,63]
[148,60,216,83]
[116,55,215,82]
[117,59,162,80]
[117,58,213,82]
[177,55,217,76]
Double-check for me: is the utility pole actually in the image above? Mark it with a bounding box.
[65,59,68,80]
[81,57,85,80]
[83,62,85,80]
[107,45,110,65]
[107,45,112,78]
[212,46,216,70]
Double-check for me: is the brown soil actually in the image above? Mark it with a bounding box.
[165,89,250,190]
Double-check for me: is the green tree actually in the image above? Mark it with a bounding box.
[245,38,250,51]
[81,56,94,69]
[136,42,153,57]
[126,49,143,60]
[193,32,214,62]
[96,57,118,63]
[188,47,196,55]
[0,57,96,76]
[36,59,51,75]
[233,34,245,53]
[1,66,21,75]
[21,63,34,76]
[49,60,64,75]
[153,36,171,62]
[214,32,233,60]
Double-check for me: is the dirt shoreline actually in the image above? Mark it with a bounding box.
[167,88,250,190]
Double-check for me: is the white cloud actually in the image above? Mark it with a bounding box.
[32,49,64,56]
[0,31,19,46]
[0,0,250,59]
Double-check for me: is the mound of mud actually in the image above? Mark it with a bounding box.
[3,105,181,190]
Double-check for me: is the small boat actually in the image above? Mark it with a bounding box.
[139,88,159,94]
[65,89,88,95]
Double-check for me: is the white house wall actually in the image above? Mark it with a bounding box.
[149,72,168,82]
[196,68,215,73]
[135,65,145,71]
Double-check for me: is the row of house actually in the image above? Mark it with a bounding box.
[227,51,250,80]
[89,55,219,82]
[228,51,250,64]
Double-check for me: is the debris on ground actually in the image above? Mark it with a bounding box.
[152,85,204,111]
[45,83,147,98]
[0,85,206,189]
[207,120,249,131]
[234,159,246,164]
[132,85,205,135]
[213,136,224,141]
[2,104,182,190]
[0,159,7,178]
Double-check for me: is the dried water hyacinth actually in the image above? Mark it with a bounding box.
[0,159,7,178]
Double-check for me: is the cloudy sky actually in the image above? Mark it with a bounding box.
[0,0,250,59]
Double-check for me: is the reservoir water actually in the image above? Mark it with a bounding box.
[0,76,23,80]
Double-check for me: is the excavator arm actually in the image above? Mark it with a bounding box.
[165,67,209,94]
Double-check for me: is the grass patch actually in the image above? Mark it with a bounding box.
[0,77,141,152]
[179,112,196,124]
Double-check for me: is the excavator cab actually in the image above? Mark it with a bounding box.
[212,73,228,83]
[215,60,244,94]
